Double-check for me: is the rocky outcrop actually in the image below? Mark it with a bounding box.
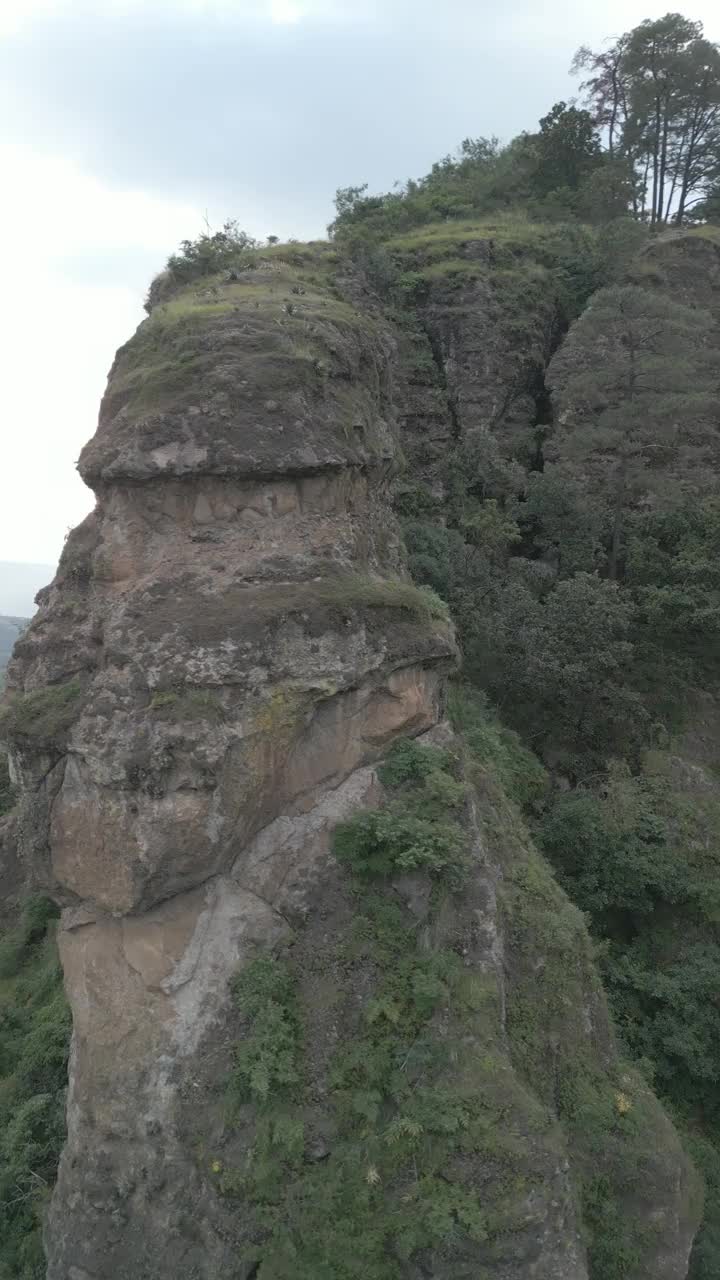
[2,260,456,1277]
[384,225,577,499]
[0,246,700,1278]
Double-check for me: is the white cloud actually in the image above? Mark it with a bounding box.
[2,0,720,570]
[0,144,203,564]
[269,0,302,22]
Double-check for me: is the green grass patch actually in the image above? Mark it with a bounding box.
[681,225,720,246]
[309,575,450,622]
[384,214,560,254]
[109,272,390,421]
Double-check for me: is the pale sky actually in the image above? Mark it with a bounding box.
[1,0,719,566]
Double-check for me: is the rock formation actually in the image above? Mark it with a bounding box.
[1,248,700,1278]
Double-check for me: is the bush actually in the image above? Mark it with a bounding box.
[448,685,548,811]
[0,681,83,748]
[145,219,259,308]
[333,738,469,885]
[230,954,301,1106]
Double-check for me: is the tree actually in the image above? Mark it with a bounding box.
[532,101,602,196]
[522,467,603,577]
[574,14,720,225]
[166,219,258,282]
[573,36,632,159]
[486,572,644,765]
[547,284,720,579]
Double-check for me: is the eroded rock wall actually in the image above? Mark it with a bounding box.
[3,261,455,1275]
[0,247,700,1278]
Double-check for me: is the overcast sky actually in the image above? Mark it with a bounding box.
[2,0,719,567]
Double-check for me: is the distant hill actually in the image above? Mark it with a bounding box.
[0,561,54,617]
[0,615,27,678]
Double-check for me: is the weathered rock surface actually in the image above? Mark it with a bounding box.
[385,228,569,502]
[0,247,700,1278]
[2,261,456,1276]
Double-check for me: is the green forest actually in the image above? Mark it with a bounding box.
[2,8,720,1278]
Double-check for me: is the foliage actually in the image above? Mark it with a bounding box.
[475,756,680,1280]
[537,758,720,1277]
[448,684,548,811]
[333,739,468,884]
[218,740,517,1277]
[532,100,602,196]
[145,219,259,308]
[0,899,70,1280]
[0,681,83,748]
[573,14,720,226]
[536,765,718,929]
[626,500,720,696]
[230,955,302,1106]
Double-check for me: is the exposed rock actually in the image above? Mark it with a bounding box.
[1,263,456,1276]
[388,229,565,494]
[0,249,699,1278]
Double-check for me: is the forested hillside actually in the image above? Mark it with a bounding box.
[2,9,720,1280]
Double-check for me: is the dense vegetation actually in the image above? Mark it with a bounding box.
[218,734,679,1279]
[396,258,720,1272]
[0,898,69,1280]
[328,13,720,242]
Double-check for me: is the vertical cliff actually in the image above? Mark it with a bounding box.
[0,244,701,1278]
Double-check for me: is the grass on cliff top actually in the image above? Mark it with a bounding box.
[109,270,389,420]
[679,224,720,246]
[145,280,382,350]
[385,213,594,256]
[0,898,70,1280]
[233,574,452,628]
[384,215,599,318]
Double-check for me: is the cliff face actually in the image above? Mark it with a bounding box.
[1,242,701,1278]
[386,223,572,495]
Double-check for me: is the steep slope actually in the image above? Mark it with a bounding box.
[0,239,701,1279]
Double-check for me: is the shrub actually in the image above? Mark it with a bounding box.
[333,739,469,885]
[230,954,301,1106]
[448,685,548,811]
[375,737,452,788]
[0,681,83,748]
[333,809,468,883]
